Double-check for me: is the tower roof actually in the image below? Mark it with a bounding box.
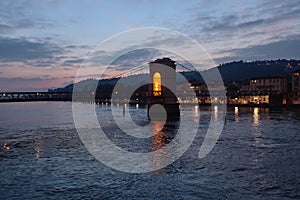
[150,57,176,69]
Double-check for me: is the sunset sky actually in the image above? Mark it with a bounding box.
[0,0,299,91]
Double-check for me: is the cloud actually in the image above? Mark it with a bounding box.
[174,0,300,64]
[0,23,13,34]
[63,73,103,80]
[0,1,55,33]
[87,31,195,71]
[204,18,265,33]
[0,76,61,91]
[65,44,92,49]
[215,37,300,63]
[89,48,160,68]
[62,67,73,71]
[110,48,160,67]
[0,36,64,62]
[84,48,161,80]
[63,58,85,66]
[181,1,300,44]
[0,76,58,84]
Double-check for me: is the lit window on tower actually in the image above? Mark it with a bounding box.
[153,72,161,96]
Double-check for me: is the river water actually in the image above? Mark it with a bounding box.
[0,102,299,199]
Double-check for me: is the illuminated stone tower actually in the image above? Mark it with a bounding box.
[148,58,180,120]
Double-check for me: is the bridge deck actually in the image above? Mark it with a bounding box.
[0,92,72,102]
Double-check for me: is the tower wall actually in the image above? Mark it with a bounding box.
[148,58,180,120]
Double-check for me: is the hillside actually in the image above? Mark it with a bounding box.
[213,59,299,81]
[49,59,300,92]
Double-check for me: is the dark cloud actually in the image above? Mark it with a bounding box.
[182,0,300,43]
[258,0,300,16]
[195,9,298,34]
[63,58,84,65]
[215,37,300,63]
[177,1,300,64]
[85,48,168,79]
[0,36,64,63]
[65,44,92,49]
[0,23,13,34]
[207,18,265,32]
[110,49,160,67]
[0,1,30,20]
[87,29,212,77]
[0,1,55,33]
[0,76,58,83]
[88,32,192,71]
[63,73,102,79]
[65,45,77,49]
[62,67,73,71]
[90,48,161,69]
[142,33,190,47]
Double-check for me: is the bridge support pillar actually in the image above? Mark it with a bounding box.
[147,58,180,120]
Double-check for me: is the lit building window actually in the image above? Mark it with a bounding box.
[153,72,161,96]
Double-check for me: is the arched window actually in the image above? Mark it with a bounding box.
[153,72,161,96]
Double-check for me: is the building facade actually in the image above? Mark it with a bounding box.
[292,70,300,104]
[249,77,288,94]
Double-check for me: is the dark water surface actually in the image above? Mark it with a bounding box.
[0,102,299,199]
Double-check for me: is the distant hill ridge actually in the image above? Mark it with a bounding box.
[49,59,300,92]
[214,59,299,81]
